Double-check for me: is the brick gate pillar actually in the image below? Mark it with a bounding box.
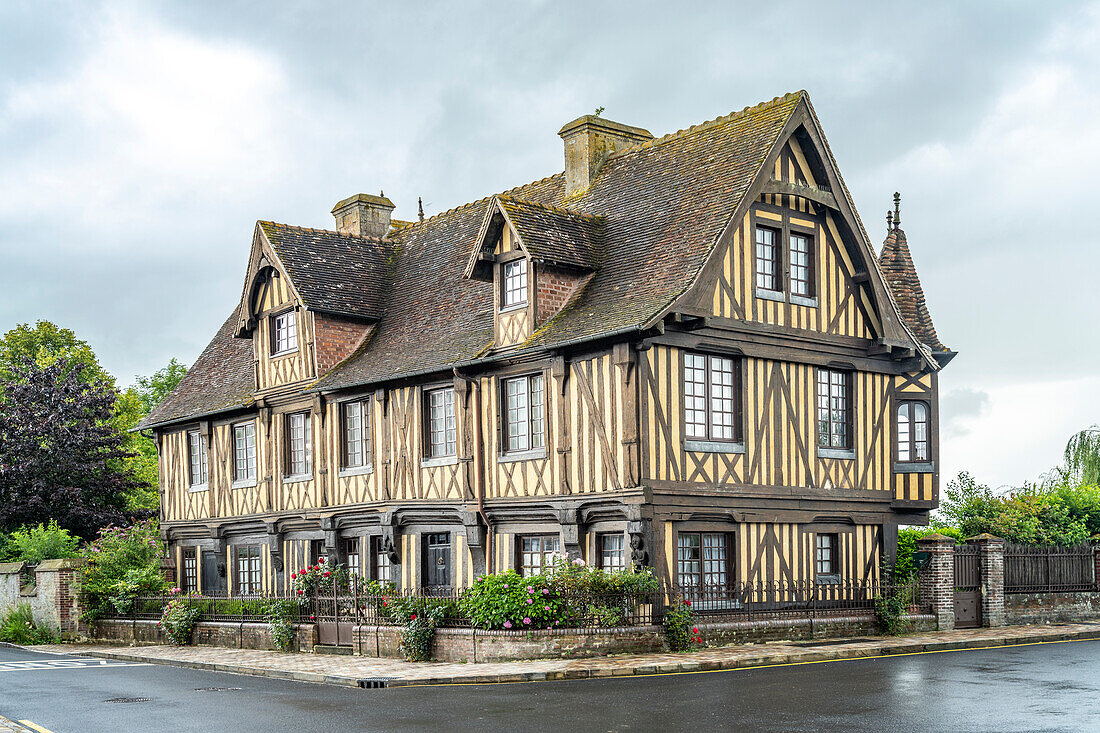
[968,533,1005,627]
[917,534,955,631]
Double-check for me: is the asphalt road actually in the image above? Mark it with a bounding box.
[1,639,1098,732]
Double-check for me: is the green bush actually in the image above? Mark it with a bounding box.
[400,604,446,662]
[263,599,299,652]
[459,570,565,630]
[1,521,80,564]
[79,519,167,620]
[0,604,59,645]
[663,597,702,651]
[874,584,914,636]
[159,596,201,645]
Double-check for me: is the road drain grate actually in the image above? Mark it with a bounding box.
[194,687,243,692]
[104,698,152,703]
[357,678,392,689]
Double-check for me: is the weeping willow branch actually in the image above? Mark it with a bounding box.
[1063,426,1100,486]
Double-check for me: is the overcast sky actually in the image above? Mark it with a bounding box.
[2,0,1097,490]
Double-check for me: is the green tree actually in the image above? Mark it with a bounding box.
[0,321,112,388]
[133,358,188,414]
[1061,426,1100,487]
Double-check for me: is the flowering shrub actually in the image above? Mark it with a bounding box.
[79,519,167,620]
[263,599,298,651]
[663,596,703,651]
[458,570,565,630]
[0,604,59,645]
[399,605,446,662]
[289,558,362,600]
[159,591,201,645]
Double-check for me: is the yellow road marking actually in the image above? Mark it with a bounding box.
[19,721,55,733]
[409,636,1100,687]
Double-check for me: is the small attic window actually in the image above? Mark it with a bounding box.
[502,259,528,310]
[271,310,298,355]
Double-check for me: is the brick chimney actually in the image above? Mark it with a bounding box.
[558,115,653,198]
[331,193,395,238]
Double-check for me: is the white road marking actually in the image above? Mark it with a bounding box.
[0,659,152,672]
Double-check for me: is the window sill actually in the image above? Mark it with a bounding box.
[817,447,855,460]
[270,348,299,359]
[188,484,208,493]
[684,440,745,455]
[283,473,313,485]
[756,288,786,303]
[789,294,819,308]
[498,448,548,464]
[421,455,458,469]
[499,303,528,314]
[894,461,934,474]
[339,465,374,478]
[231,479,257,490]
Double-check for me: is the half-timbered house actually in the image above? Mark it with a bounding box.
[140,91,954,596]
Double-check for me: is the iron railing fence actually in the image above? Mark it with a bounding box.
[1004,543,1096,593]
[109,579,926,629]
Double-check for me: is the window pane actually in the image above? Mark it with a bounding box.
[503,259,528,307]
[790,233,812,297]
[600,534,625,572]
[755,227,778,291]
[708,356,736,441]
[344,402,364,468]
[529,375,545,450]
[505,377,529,452]
[684,354,707,439]
[428,388,456,457]
[818,370,850,450]
[676,533,702,587]
[701,534,728,588]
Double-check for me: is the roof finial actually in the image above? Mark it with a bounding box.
[887,210,893,232]
[893,192,901,230]
[380,189,385,198]
[418,196,424,222]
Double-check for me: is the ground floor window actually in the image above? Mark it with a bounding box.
[344,538,361,578]
[598,533,626,572]
[181,547,198,593]
[816,533,839,579]
[676,532,732,590]
[235,545,261,595]
[371,536,391,583]
[519,535,560,576]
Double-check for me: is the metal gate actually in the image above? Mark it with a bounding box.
[954,544,982,628]
[314,586,356,647]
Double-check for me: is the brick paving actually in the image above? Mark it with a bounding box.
[34,622,1100,688]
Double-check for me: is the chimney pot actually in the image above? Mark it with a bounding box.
[331,193,395,238]
[558,115,653,198]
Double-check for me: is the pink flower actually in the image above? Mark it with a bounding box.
[526,599,533,604]
[573,558,585,566]
[523,617,531,625]
[541,588,549,595]
[504,621,512,629]
[526,586,534,594]
[502,584,508,589]
[544,605,551,611]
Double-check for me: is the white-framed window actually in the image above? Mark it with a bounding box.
[599,534,626,572]
[425,387,456,458]
[371,536,391,582]
[285,412,312,477]
[187,430,208,488]
[677,532,731,589]
[503,374,545,453]
[341,400,371,469]
[272,310,298,355]
[790,232,814,297]
[236,544,262,595]
[754,226,780,291]
[897,401,930,462]
[684,353,740,442]
[502,258,528,309]
[519,535,559,576]
[816,369,851,449]
[233,421,256,483]
[816,533,839,577]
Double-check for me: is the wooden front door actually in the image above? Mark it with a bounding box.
[424,533,451,591]
[201,550,224,595]
[953,545,982,628]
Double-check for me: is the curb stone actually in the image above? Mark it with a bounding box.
[38,627,1100,689]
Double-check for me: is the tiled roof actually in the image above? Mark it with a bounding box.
[879,224,947,353]
[137,310,255,429]
[497,197,603,271]
[259,221,392,320]
[315,92,803,390]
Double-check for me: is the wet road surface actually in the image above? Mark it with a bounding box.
[1,638,1097,731]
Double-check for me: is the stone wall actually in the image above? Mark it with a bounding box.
[1005,593,1100,626]
[697,613,937,647]
[93,619,317,652]
[0,560,86,639]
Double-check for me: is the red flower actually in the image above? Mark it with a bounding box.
[692,627,698,634]
[318,557,325,564]
[291,572,297,579]
[684,600,691,606]
[411,614,417,621]
[323,571,331,577]
[382,600,387,606]
[297,589,304,595]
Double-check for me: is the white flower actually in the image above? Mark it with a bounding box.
[573,558,585,566]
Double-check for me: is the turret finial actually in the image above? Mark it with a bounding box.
[887,210,893,232]
[418,196,424,222]
[893,192,901,229]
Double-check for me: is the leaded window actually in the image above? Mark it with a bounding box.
[816,533,838,577]
[684,353,741,442]
[371,536,391,582]
[345,538,361,579]
[519,535,560,576]
[897,401,930,462]
[187,430,208,487]
[754,226,780,291]
[816,369,851,450]
[182,547,198,593]
[341,400,370,469]
[236,544,262,595]
[503,374,545,453]
[425,387,456,458]
[676,533,731,589]
[233,421,256,483]
[790,233,814,297]
[272,310,298,354]
[599,534,626,572]
[286,412,312,477]
[502,258,528,308]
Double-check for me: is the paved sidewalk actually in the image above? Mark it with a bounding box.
[34,622,1100,688]
[0,717,29,732]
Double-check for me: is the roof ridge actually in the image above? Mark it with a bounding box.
[259,219,389,245]
[394,173,566,233]
[497,195,604,223]
[609,91,805,160]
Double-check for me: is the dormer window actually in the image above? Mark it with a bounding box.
[272,310,298,355]
[502,258,528,310]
